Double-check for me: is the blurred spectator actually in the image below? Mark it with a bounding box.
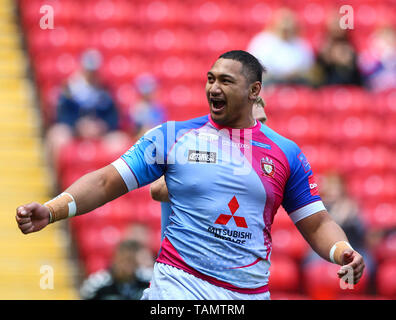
[123,222,159,258]
[320,173,367,252]
[126,74,166,138]
[247,8,314,85]
[79,240,153,300]
[303,173,376,288]
[45,49,121,168]
[359,26,396,92]
[312,16,363,87]
[123,222,154,250]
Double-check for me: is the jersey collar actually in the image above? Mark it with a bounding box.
[208,114,262,134]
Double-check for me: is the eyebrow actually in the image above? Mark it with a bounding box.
[207,71,237,81]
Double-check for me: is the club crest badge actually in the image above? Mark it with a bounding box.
[261,157,275,177]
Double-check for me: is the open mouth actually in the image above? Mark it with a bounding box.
[210,98,226,113]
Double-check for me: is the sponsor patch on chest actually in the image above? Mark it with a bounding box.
[188,150,217,163]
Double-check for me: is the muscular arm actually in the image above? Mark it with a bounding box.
[296,210,365,284]
[296,210,348,262]
[16,164,128,234]
[64,164,128,215]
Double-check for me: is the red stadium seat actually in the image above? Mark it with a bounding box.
[19,0,79,27]
[347,173,396,204]
[195,28,248,55]
[271,224,310,261]
[57,139,112,183]
[318,86,371,116]
[376,260,396,299]
[112,82,139,112]
[84,254,110,275]
[103,197,138,225]
[59,135,128,190]
[33,51,80,87]
[80,0,135,27]
[296,144,338,175]
[329,115,382,145]
[157,83,207,120]
[76,224,125,262]
[372,232,396,262]
[272,207,294,230]
[382,115,396,147]
[294,2,329,27]
[188,1,240,29]
[284,114,323,145]
[69,213,93,235]
[99,54,150,85]
[354,3,388,32]
[86,27,144,56]
[239,2,276,33]
[374,90,396,116]
[141,28,177,54]
[135,1,189,27]
[269,254,300,293]
[338,145,390,175]
[151,55,206,84]
[37,83,62,125]
[262,86,318,116]
[362,202,396,231]
[27,26,87,58]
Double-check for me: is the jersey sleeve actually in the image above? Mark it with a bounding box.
[282,145,326,224]
[112,123,168,191]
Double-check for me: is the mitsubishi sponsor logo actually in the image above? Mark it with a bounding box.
[214,196,247,228]
[209,196,252,244]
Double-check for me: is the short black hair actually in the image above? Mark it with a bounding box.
[218,50,266,84]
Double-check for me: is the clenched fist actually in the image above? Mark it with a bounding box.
[16,202,51,234]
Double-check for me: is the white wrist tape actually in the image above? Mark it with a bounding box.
[44,192,77,223]
[329,241,353,264]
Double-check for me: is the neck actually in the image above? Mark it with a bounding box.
[231,116,256,129]
[209,114,258,131]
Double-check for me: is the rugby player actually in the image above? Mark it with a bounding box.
[16,50,364,299]
[150,95,268,239]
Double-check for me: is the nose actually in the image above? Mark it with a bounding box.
[208,81,222,96]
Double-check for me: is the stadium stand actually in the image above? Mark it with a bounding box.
[0,0,77,299]
[13,0,396,299]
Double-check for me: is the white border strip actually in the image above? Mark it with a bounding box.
[112,158,139,191]
[289,201,326,224]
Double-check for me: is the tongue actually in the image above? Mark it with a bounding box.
[214,102,225,109]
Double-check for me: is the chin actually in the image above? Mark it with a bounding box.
[210,111,227,124]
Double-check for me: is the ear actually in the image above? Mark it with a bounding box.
[249,81,262,101]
